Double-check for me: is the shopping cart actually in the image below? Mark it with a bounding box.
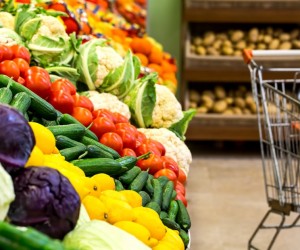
[243,49,300,250]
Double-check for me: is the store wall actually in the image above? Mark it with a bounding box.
[147,0,182,93]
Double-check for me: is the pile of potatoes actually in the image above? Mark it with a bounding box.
[188,85,258,115]
[190,26,300,56]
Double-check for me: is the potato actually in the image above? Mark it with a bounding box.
[189,89,201,103]
[247,43,256,49]
[234,97,246,109]
[273,28,283,38]
[201,95,214,110]
[192,36,202,46]
[242,108,252,115]
[233,50,242,56]
[223,40,232,47]
[216,33,228,41]
[203,32,215,46]
[231,30,244,43]
[189,101,198,109]
[222,46,234,55]
[197,106,208,114]
[212,100,228,113]
[265,27,274,36]
[245,95,255,106]
[292,40,300,49]
[279,33,291,42]
[258,34,265,42]
[222,109,234,115]
[225,97,234,105]
[248,102,257,113]
[263,35,272,44]
[235,40,247,50]
[214,86,226,99]
[202,90,215,99]
[279,42,292,50]
[213,40,222,50]
[196,46,206,56]
[290,29,300,40]
[269,39,280,50]
[248,28,259,43]
[257,43,267,50]
[232,107,243,115]
[206,47,220,56]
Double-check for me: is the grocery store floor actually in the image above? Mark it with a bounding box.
[185,141,300,250]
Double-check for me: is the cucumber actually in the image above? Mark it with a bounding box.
[0,74,58,120]
[179,229,190,248]
[0,221,65,250]
[176,200,191,231]
[118,166,141,186]
[55,135,86,150]
[139,191,151,206]
[0,87,13,104]
[58,113,98,141]
[172,190,177,200]
[47,124,86,141]
[71,158,126,177]
[168,200,179,221]
[146,201,161,215]
[157,176,170,188]
[59,145,87,161]
[42,118,58,127]
[81,136,120,159]
[159,211,169,220]
[151,178,163,207]
[162,217,181,231]
[86,145,114,159]
[129,171,149,192]
[161,181,174,211]
[144,174,154,196]
[9,92,31,115]
[114,179,125,191]
[116,153,150,170]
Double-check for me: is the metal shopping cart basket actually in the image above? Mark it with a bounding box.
[243,49,300,250]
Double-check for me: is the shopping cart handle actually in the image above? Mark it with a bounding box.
[243,49,300,64]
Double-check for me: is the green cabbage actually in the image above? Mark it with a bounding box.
[63,220,151,250]
[124,73,157,128]
[0,163,15,221]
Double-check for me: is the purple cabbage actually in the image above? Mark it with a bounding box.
[8,166,81,239]
[0,104,35,171]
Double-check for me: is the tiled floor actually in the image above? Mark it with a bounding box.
[185,141,300,250]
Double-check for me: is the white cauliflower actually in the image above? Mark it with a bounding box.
[0,28,23,46]
[0,12,15,30]
[87,91,131,119]
[95,46,124,88]
[138,128,192,176]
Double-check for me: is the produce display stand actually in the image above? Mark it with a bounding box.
[244,49,300,249]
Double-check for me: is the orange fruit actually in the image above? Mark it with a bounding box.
[91,173,115,191]
[135,53,149,66]
[148,63,162,76]
[130,37,153,56]
[148,47,163,65]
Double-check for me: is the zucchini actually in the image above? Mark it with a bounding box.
[114,179,125,191]
[58,113,98,141]
[116,153,150,170]
[151,178,163,207]
[81,136,120,159]
[0,74,57,120]
[179,229,190,248]
[55,135,86,150]
[9,92,31,115]
[168,200,179,221]
[0,221,65,250]
[161,181,174,211]
[59,145,87,161]
[86,145,113,159]
[129,171,149,192]
[146,201,161,215]
[0,87,13,104]
[144,174,154,196]
[47,124,86,141]
[139,190,151,206]
[176,200,191,231]
[71,158,126,177]
[162,217,181,231]
[118,166,141,186]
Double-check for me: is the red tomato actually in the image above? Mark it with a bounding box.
[90,116,116,138]
[154,168,177,185]
[16,76,25,85]
[113,112,129,124]
[92,109,115,121]
[116,123,138,137]
[10,44,31,63]
[147,139,166,156]
[137,154,163,174]
[72,94,94,111]
[176,192,188,207]
[115,129,136,150]
[48,90,74,114]
[120,148,137,157]
[51,78,76,95]
[161,155,179,177]
[136,131,147,148]
[72,107,93,127]
[24,66,49,78]
[25,71,51,99]
[175,181,186,196]
[12,58,29,76]
[136,142,161,157]
[178,168,187,184]
[0,45,13,61]
[0,60,20,80]
[100,132,123,154]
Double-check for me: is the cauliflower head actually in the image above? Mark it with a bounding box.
[87,91,131,119]
[0,12,15,30]
[0,28,23,46]
[95,46,124,88]
[151,84,184,128]
[138,128,192,175]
